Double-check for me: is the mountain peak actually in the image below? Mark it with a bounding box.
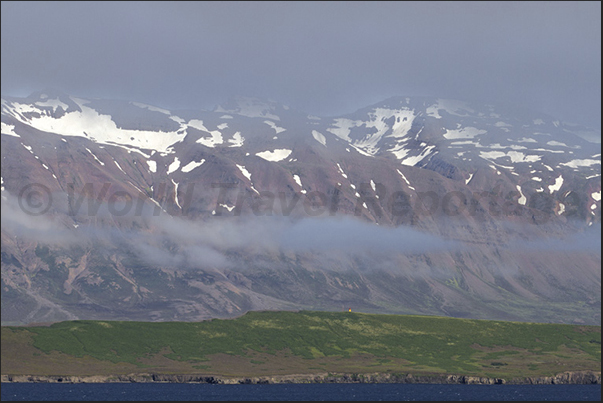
[214,96,285,120]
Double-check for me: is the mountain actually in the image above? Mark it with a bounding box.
[1,91,600,325]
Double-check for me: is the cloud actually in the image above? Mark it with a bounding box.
[0,192,79,245]
[509,224,602,253]
[278,217,456,254]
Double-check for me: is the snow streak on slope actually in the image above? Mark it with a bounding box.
[396,169,415,190]
[400,145,436,167]
[236,164,252,181]
[293,174,307,194]
[181,160,205,173]
[86,148,105,166]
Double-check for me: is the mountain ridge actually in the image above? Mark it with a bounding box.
[1,91,600,325]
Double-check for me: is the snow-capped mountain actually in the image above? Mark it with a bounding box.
[1,91,600,325]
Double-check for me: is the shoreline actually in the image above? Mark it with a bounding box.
[2,371,601,385]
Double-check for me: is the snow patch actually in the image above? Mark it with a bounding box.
[293,174,303,188]
[236,164,252,181]
[86,148,105,165]
[547,140,569,147]
[548,175,563,194]
[312,130,326,146]
[517,137,537,143]
[350,144,373,157]
[181,159,205,173]
[444,127,487,140]
[396,169,415,190]
[4,97,185,154]
[336,163,348,179]
[264,120,286,134]
[341,108,416,156]
[400,145,436,166]
[1,122,19,137]
[479,150,540,163]
[327,118,362,142]
[35,98,69,113]
[147,160,157,173]
[220,203,235,212]
[494,121,512,128]
[171,178,181,209]
[114,160,126,174]
[167,157,181,174]
[450,140,478,146]
[516,185,527,205]
[190,120,224,148]
[557,203,565,215]
[256,149,292,162]
[228,132,245,147]
[559,159,600,168]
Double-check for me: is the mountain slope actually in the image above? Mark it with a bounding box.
[1,91,600,325]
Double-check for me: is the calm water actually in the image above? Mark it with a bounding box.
[1,383,600,401]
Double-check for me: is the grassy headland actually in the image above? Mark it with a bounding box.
[1,311,600,381]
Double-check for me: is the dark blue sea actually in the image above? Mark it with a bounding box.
[1,383,600,401]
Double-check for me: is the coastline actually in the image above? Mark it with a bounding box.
[2,371,601,385]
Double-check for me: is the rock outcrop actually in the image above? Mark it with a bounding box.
[2,371,600,385]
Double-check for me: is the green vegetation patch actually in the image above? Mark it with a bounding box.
[2,311,600,378]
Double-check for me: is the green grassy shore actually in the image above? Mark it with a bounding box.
[1,311,600,382]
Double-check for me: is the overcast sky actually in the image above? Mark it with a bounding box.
[1,1,600,129]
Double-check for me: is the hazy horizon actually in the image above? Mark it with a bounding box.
[1,1,601,133]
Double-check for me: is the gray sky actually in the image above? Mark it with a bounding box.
[1,1,601,129]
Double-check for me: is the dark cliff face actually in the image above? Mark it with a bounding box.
[2,371,601,385]
[1,93,601,325]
